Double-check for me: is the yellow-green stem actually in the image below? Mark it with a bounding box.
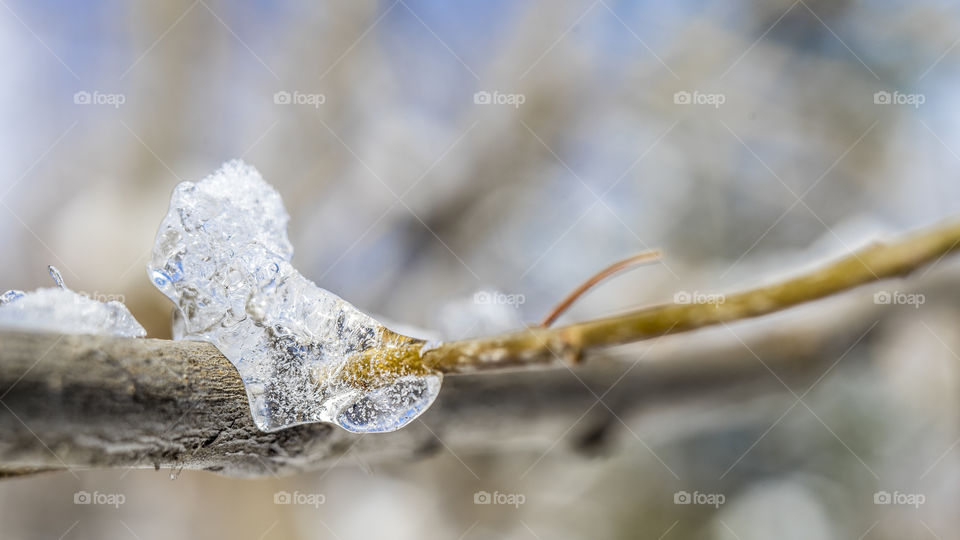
[340,220,960,387]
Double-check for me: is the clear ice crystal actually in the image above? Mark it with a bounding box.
[0,266,146,337]
[147,160,442,433]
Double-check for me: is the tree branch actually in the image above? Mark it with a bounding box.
[347,219,960,380]
[0,314,876,477]
[0,219,958,477]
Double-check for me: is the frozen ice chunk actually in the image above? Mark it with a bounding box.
[0,266,146,337]
[148,160,441,433]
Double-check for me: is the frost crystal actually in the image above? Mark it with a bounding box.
[147,160,441,433]
[0,266,146,337]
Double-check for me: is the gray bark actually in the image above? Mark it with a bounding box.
[0,303,880,478]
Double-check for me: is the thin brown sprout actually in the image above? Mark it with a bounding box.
[539,250,662,327]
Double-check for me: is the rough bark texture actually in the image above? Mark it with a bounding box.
[0,308,878,478]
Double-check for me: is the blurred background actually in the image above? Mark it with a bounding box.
[2,0,960,538]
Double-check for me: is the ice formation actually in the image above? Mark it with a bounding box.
[0,266,146,337]
[147,160,441,433]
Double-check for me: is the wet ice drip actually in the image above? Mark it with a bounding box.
[147,160,442,433]
[0,266,146,337]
